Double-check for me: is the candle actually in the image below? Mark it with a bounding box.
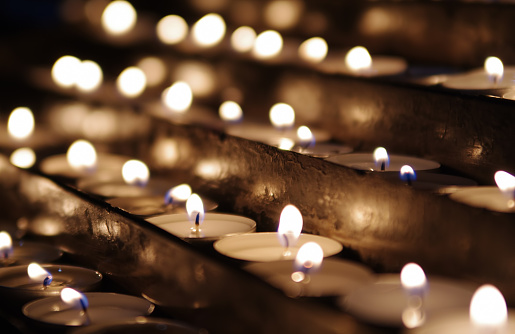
[146,194,254,241]
[252,30,283,60]
[0,231,62,266]
[191,13,226,48]
[71,317,202,334]
[101,1,137,36]
[442,57,515,90]
[22,292,154,327]
[325,148,440,172]
[156,15,189,45]
[0,264,102,306]
[244,250,374,298]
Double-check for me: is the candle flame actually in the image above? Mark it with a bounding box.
[292,242,323,282]
[400,263,427,291]
[186,194,205,224]
[0,231,13,258]
[231,26,256,53]
[400,165,416,182]
[10,147,36,169]
[117,66,146,98]
[164,184,192,204]
[122,159,150,187]
[101,0,137,35]
[192,13,226,47]
[66,140,97,173]
[61,287,89,308]
[27,263,53,286]
[297,126,315,147]
[277,204,303,248]
[269,103,295,130]
[470,284,507,329]
[345,46,372,73]
[8,107,35,140]
[484,57,504,83]
[298,37,328,63]
[219,101,243,123]
[162,81,193,113]
[51,55,81,88]
[76,60,103,92]
[156,15,188,45]
[253,30,283,59]
[278,138,295,151]
[373,147,389,170]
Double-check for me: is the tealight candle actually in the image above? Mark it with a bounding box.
[325,147,440,172]
[442,57,515,90]
[0,231,62,266]
[72,317,202,334]
[23,292,154,327]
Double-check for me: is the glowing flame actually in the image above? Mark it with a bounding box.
[277,204,303,248]
[186,193,205,224]
[61,287,89,308]
[495,170,515,208]
[484,57,504,83]
[76,60,103,92]
[470,285,507,329]
[8,107,35,140]
[27,263,53,286]
[400,165,416,183]
[278,138,295,151]
[137,57,166,87]
[231,26,256,53]
[10,148,36,169]
[156,15,188,45]
[291,242,323,282]
[0,231,13,258]
[122,159,149,187]
[192,13,226,47]
[401,263,427,291]
[51,55,81,88]
[162,81,193,113]
[219,101,243,123]
[66,140,97,173]
[175,61,216,98]
[297,126,314,147]
[373,147,389,171]
[116,66,147,98]
[253,30,283,59]
[164,184,192,204]
[269,103,295,130]
[345,46,372,73]
[101,0,137,35]
[298,37,328,63]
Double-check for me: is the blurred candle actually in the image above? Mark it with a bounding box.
[277,204,303,257]
[101,0,137,35]
[76,60,103,93]
[269,103,295,130]
[253,30,283,59]
[192,13,226,47]
[67,140,97,173]
[231,26,256,53]
[116,66,146,98]
[10,148,36,169]
[298,37,328,63]
[484,56,504,84]
[219,101,243,123]
[162,81,193,113]
[345,46,372,74]
[8,107,34,140]
[51,55,81,88]
[122,160,149,187]
[156,15,188,45]
[470,285,507,333]
[374,147,389,171]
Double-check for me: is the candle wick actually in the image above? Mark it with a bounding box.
[381,161,385,171]
[282,234,291,258]
[80,299,91,325]
[407,174,412,186]
[43,275,53,289]
[195,213,200,226]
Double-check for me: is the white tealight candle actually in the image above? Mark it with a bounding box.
[442,57,515,90]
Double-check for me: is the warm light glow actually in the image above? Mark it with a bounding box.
[156,15,188,45]
[277,204,303,248]
[219,101,243,122]
[137,57,166,87]
[400,263,427,291]
[175,61,216,97]
[122,159,149,187]
[400,165,416,182]
[470,285,507,329]
[7,107,35,140]
[484,56,504,82]
[61,287,89,308]
[116,66,146,97]
[298,37,328,63]
[165,184,192,204]
[27,263,52,282]
[297,126,314,146]
[495,170,515,207]
[186,193,205,224]
[10,148,36,169]
[101,0,137,35]
[264,0,303,30]
[51,55,81,88]
[82,108,117,140]
[76,60,103,92]
[278,138,295,150]
[192,13,226,47]
[231,26,256,53]
[373,147,389,170]
[292,241,323,277]
[0,231,13,257]
[162,81,193,113]
[345,46,372,72]
[253,30,283,59]
[269,103,295,129]
[66,140,97,172]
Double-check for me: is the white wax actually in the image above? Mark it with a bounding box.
[23,292,154,326]
[341,274,476,327]
[107,196,217,217]
[326,153,440,172]
[147,213,256,240]
[213,232,343,262]
[382,172,477,194]
[39,153,129,179]
[442,67,515,90]
[245,257,374,297]
[449,186,515,213]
